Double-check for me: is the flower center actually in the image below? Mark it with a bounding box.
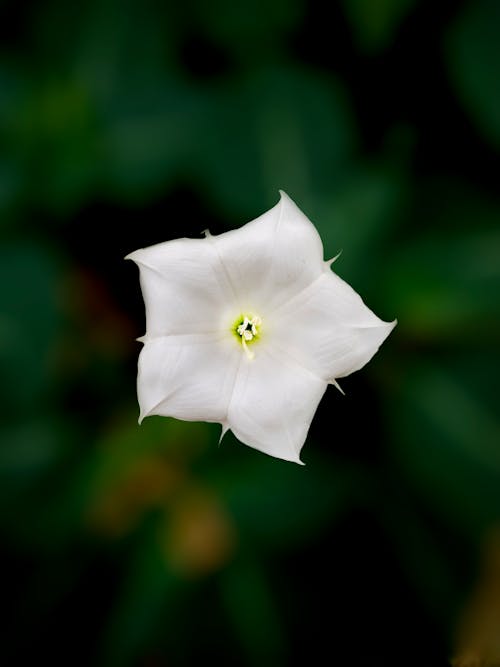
[233,314,262,359]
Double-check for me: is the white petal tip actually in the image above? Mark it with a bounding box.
[138,405,155,425]
[277,452,305,465]
[331,379,345,395]
[202,228,212,238]
[219,423,230,445]
[382,318,398,339]
[136,335,147,343]
[124,251,138,261]
[326,250,342,267]
[271,453,304,465]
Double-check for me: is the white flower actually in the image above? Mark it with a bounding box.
[126,191,396,464]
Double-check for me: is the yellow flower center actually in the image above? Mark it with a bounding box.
[232,313,262,359]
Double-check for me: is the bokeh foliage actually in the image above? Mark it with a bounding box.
[0,0,499,665]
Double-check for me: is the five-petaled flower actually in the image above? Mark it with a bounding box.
[126,191,396,464]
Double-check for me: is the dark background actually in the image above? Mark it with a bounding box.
[1,0,499,665]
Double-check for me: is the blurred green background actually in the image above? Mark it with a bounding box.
[1,0,499,665]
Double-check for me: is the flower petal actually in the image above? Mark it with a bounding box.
[137,334,240,423]
[126,238,236,337]
[272,270,396,382]
[209,191,324,311]
[128,191,396,465]
[226,345,327,464]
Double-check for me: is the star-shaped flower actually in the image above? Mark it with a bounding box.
[126,191,396,464]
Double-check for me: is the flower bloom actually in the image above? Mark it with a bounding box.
[126,191,396,464]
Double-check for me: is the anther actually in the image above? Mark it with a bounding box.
[235,314,261,358]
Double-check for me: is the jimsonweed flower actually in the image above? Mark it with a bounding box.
[126,191,396,464]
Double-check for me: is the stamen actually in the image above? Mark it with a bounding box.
[234,313,261,358]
